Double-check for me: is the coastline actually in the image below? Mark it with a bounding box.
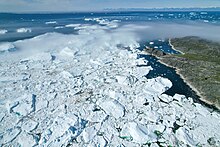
[167,38,220,110]
[143,38,220,111]
[168,38,185,54]
[158,59,220,110]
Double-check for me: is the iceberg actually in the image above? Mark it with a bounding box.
[16,28,32,33]
[0,29,8,34]
[65,24,81,28]
[45,21,57,24]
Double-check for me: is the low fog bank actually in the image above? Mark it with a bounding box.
[131,22,220,42]
[0,21,219,62]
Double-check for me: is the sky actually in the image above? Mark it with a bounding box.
[0,0,220,12]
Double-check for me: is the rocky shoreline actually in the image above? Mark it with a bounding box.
[144,36,220,110]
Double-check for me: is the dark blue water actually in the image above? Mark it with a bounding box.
[0,11,220,42]
[137,40,197,98]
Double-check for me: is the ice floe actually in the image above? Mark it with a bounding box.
[45,21,57,24]
[16,28,32,33]
[54,26,64,29]
[85,17,119,28]
[0,29,8,34]
[65,24,81,28]
[99,99,125,119]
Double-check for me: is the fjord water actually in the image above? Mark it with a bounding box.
[1,11,220,42]
[0,11,220,100]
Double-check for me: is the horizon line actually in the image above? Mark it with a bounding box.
[1,7,220,14]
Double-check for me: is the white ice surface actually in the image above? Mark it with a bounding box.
[0,42,15,52]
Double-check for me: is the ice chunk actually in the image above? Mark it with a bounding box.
[84,18,93,21]
[109,90,116,98]
[99,99,125,119]
[23,53,52,62]
[143,77,172,95]
[58,47,75,58]
[120,122,149,143]
[10,94,36,116]
[82,124,100,143]
[55,26,64,29]
[116,75,138,86]
[195,103,210,116]
[145,111,161,123]
[0,29,7,34]
[17,28,32,33]
[158,94,173,103]
[90,59,102,66]
[45,21,57,24]
[148,124,165,136]
[60,71,73,79]
[175,127,198,146]
[116,76,127,85]
[173,94,185,102]
[65,24,81,28]
[17,131,37,147]
[18,64,28,70]
[35,99,49,111]
[89,136,108,147]
[135,58,148,66]
[0,42,15,52]
[0,127,21,144]
[132,66,153,78]
[22,119,39,132]
[39,114,87,146]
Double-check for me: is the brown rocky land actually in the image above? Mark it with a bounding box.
[145,36,220,109]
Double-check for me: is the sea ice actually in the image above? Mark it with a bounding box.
[22,52,52,62]
[21,119,39,132]
[17,131,37,147]
[143,77,172,95]
[120,122,150,143]
[38,114,82,146]
[82,124,100,143]
[55,26,64,29]
[0,42,15,52]
[0,127,21,145]
[16,28,32,33]
[9,94,36,116]
[45,21,57,24]
[65,24,81,28]
[0,29,8,34]
[99,99,125,119]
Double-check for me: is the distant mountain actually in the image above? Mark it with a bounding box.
[104,7,220,12]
